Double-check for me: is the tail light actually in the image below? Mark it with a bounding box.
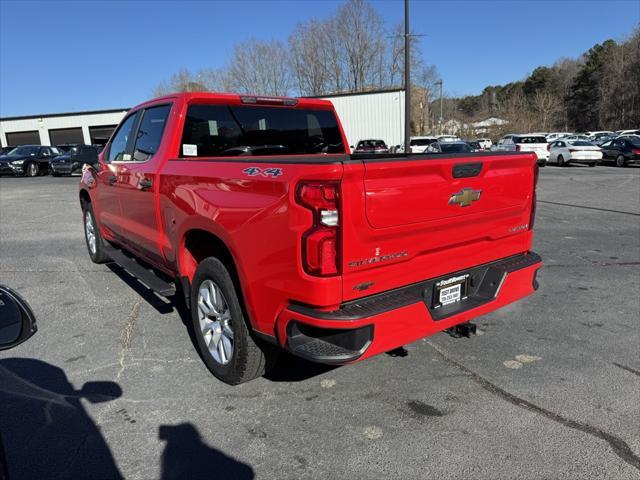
[529,163,539,230]
[296,181,340,276]
[633,149,640,155]
[515,144,521,152]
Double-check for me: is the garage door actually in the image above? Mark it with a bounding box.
[6,131,41,146]
[49,127,84,145]
[89,125,117,145]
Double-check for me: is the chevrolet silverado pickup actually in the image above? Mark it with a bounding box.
[79,92,542,385]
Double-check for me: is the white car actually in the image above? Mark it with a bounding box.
[475,138,492,150]
[546,132,572,142]
[615,129,640,136]
[497,134,549,165]
[585,130,614,138]
[549,140,601,167]
[409,136,438,153]
[437,135,460,142]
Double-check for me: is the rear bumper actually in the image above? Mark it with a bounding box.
[275,252,542,364]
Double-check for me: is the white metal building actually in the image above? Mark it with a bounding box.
[1,88,406,149]
[317,88,405,149]
[0,109,128,147]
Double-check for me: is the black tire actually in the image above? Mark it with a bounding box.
[82,201,110,264]
[557,155,565,167]
[191,257,277,385]
[616,155,627,168]
[25,162,39,177]
[588,162,596,167]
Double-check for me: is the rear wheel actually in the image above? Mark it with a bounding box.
[557,155,565,167]
[82,201,110,264]
[191,257,277,385]
[616,155,627,167]
[25,162,39,177]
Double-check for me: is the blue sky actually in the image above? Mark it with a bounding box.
[1,0,638,116]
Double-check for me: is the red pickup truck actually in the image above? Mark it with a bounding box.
[79,92,541,385]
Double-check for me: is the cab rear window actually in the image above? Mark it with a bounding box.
[180,104,345,157]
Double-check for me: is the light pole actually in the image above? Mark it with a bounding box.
[436,80,443,134]
[403,0,411,154]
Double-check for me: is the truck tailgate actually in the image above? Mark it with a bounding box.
[341,153,537,301]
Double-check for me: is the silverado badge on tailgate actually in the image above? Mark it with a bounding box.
[449,188,482,207]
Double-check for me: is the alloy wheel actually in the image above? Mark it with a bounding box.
[84,211,97,254]
[197,279,234,365]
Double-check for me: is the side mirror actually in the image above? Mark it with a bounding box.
[0,285,37,351]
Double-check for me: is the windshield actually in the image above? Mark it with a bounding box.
[514,136,547,144]
[181,104,345,157]
[358,140,386,148]
[8,146,39,156]
[410,139,436,146]
[440,143,472,153]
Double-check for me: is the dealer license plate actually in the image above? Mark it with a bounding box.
[433,273,470,308]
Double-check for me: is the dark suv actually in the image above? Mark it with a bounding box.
[50,145,99,176]
[0,145,62,176]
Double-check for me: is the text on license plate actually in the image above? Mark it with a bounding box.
[440,284,462,305]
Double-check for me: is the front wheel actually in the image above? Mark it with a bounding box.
[557,155,565,167]
[191,257,277,385]
[616,155,627,167]
[25,162,39,177]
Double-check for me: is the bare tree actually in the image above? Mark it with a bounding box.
[335,0,386,91]
[152,68,228,96]
[531,90,561,131]
[225,39,291,96]
[289,20,330,96]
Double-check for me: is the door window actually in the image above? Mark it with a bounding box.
[132,105,171,162]
[107,113,138,163]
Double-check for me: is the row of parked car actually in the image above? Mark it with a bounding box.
[352,128,639,168]
[493,130,640,167]
[0,144,102,177]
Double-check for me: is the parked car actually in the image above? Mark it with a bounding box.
[545,132,572,142]
[50,145,100,176]
[79,92,541,385]
[475,138,492,150]
[599,136,640,167]
[409,136,438,153]
[0,145,62,176]
[437,135,461,142]
[548,140,601,167]
[585,131,614,139]
[1,146,14,155]
[494,134,519,150]
[466,141,484,152]
[352,139,389,153]
[496,134,549,166]
[594,134,618,146]
[427,141,473,153]
[614,129,640,136]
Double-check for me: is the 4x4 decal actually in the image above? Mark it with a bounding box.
[242,167,283,178]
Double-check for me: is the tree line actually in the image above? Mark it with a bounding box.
[454,28,640,134]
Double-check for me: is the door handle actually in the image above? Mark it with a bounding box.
[108,175,117,185]
[139,178,153,190]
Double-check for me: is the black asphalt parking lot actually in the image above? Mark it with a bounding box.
[1,165,639,480]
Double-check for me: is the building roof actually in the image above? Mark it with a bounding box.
[0,108,130,122]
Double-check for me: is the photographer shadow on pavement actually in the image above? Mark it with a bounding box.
[159,423,254,480]
[0,358,123,480]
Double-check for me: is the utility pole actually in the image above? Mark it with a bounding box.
[436,80,443,134]
[403,0,411,154]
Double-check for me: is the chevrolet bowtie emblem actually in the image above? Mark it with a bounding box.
[449,188,482,207]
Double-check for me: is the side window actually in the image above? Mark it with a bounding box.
[107,113,138,163]
[132,105,171,162]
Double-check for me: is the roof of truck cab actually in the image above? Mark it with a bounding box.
[134,92,335,111]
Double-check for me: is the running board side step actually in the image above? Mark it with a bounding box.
[102,243,176,297]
